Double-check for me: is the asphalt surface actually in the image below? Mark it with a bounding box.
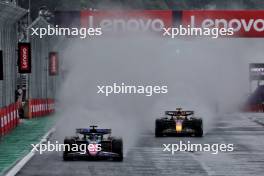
[17,113,264,176]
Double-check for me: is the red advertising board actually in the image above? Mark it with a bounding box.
[49,52,58,76]
[18,43,31,73]
[181,10,264,37]
[55,10,264,37]
[80,10,173,32]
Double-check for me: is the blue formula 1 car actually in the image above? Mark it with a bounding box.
[63,126,123,161]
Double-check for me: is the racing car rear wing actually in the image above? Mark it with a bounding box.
[165,111,194,116]
[76,128,111,135]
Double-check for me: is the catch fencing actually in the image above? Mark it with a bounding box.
[28,17,58,101]
[25,16,60,118]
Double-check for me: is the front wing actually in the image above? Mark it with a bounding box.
[65,151,121,160]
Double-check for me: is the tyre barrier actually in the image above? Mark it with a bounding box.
[244,104,264,113]
[28,99,55,119]
[0,102,21,136]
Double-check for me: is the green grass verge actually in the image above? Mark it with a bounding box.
[0,115,56,174]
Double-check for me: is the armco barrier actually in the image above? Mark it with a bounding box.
[27,99,55,119]
[0,102,21,137]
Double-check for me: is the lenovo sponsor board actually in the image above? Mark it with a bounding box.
[181,10,264,37]
[54,10,264,37]
[18,43,31,73]
[49,52,59,76]
[80,10,172,32]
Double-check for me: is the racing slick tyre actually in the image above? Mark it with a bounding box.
[155,120,163,137]
[112,139,123,161]
[194,120,203,137]
[63,137,75,161]
[63,152,73,161]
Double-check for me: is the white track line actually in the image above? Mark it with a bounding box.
[5,128,55,176]
[188,152,216,176]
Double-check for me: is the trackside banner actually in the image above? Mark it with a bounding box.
[80,10,173,32]
[179,10,264,37]
[18,43,31,73]
[49,52,59,76]
[54,10,264,37]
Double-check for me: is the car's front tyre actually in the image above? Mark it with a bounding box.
[63,152,73,161]
[63,137,75,161]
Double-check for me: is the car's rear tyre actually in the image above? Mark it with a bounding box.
[112,139,123,161]
[194,120,203,137]
[155,120,163,137]
[63,152,73,161]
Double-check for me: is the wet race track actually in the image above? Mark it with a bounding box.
[17,113,264,176]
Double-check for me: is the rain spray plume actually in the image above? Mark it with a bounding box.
[55,19,259,153]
